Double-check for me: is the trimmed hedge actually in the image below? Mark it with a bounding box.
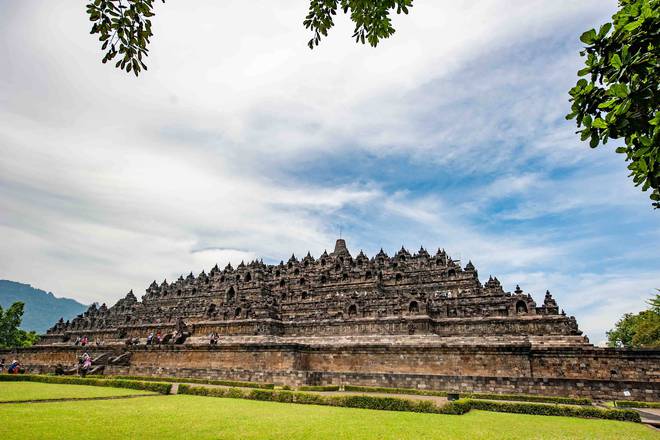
[614,400,660,409]
[342,385,591,405]
[298,385,341,392]
[177,384,640,422]
[463,392,591,406]
[178,384,467,414]
[0,374,172,394]
[467,399,640,423]
[344,385,447,397]
[87,374,274,390]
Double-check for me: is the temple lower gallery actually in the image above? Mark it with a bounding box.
[6,239,659,400]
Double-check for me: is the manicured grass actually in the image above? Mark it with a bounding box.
[0,382,155,402]
[0,393,656,440]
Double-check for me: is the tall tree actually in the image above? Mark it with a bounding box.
[0,302,39,349]
[607,292,660,348]
[567,0,659,208]
[85,0,413,76]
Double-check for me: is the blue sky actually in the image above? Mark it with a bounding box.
[0,0,657,344]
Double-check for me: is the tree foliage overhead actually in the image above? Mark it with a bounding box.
[607,292,660,348]
[303,0,413,49]
[86,0,163,77]
[567,0,660,208]
[86,0,413,77]
[85,1,658,211]
[0,302,39,349]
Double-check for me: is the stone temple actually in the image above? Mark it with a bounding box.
[6,239,659,400]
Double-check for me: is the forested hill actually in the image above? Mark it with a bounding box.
[0,280,87,333]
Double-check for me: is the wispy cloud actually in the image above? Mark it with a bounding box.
[1,0,657,345]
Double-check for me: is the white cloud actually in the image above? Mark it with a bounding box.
[2,0,658,347]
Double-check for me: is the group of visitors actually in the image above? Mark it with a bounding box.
[1,358,23,374]
[145,331,164,345]
[81,353,92,371]
[73,335,89,346]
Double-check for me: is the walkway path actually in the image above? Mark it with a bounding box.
[633,408,660,428]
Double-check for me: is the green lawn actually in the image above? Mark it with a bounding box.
[0,391,657,440]
[0,382,155,402]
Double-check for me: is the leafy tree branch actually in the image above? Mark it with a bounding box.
[0,302,38,349]
[567,0,659,208]
[86,0,413,76]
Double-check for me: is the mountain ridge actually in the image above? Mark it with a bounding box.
[0,279,88,334]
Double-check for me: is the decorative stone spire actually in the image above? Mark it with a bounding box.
[125,290,137,302]
[417,246,430,258]
[303,251,315,263]
[332,239,351,257]
[543,290,558,313]
[396,246,411,258]
[465,260,475,271]
[224,262,233,272]
[514,285,523,295]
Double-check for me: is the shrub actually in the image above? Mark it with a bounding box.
[175,384,640,422]
[342,385,591,405]
[329,395,437,413]
[298,385,340,392]
[0,374,172,394]
[178,384,443,414]
[464,392,592,406]
[87,374,274,389]
[247,389,277,401]
[438,399,472,415]
[614,400,660,409]
[467,399,640,422]
[292,391,326,406]
[343,385,447,397]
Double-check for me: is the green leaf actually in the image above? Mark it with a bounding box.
[624,20,642,31]
[592,118,608,129]
[580,29,597,44]
[609,83,629,98]
[598,22,612,38]
[577,67,591,76]
[598,99,618,109]
[610,54,622,69]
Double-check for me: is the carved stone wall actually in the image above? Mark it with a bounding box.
[41,239,584,345]
[4,343,658,401]
[13,238,656,401]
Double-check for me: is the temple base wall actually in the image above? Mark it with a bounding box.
[3,343,658,401]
